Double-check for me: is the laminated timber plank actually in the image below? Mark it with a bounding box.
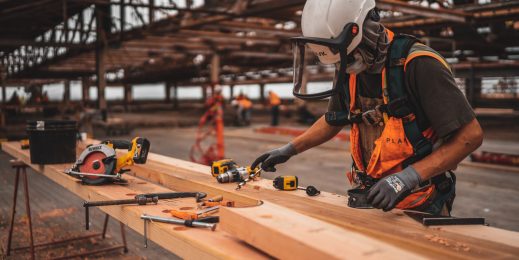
[111,143,519,259]
[1,142,267,260]
[2,141,424,259]
[219,202,425,260]
[17,140,518,259]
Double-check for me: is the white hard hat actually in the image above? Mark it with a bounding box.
[301,0,376,64]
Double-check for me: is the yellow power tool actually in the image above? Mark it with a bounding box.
[65,137,150,185]
[211,159,259,184]
[273,176,321,196]
[211,159,238,177]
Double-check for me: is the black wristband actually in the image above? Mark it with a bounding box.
[325,111,351,126]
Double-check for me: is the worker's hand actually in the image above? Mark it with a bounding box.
[367,166,422,211]
[251,143,297,172]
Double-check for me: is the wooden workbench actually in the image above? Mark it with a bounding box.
[3,140,519,259]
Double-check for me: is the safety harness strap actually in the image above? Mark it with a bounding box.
[386,34,433,166]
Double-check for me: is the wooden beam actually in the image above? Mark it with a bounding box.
[5,139,519,258]
[131,146,519,259]
[220,202,425,260]
[1,141,268,259]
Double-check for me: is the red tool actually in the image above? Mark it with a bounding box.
[190,94,225,165]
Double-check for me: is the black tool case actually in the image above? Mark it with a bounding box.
[26,120,77,164]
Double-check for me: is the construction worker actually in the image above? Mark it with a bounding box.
[268,90,281,126]
[240,95,253,125]
[251,0,483,216]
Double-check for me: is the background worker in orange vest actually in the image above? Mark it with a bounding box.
[238,94,253,126]
[251,0,483,216]
[268,90,281,126]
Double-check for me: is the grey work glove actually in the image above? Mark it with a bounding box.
[251,143,297,172]
[367,166,422,211]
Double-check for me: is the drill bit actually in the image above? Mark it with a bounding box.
[236,168,262,190]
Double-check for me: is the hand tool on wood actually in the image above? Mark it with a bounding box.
[65,137,150,185]
[170,206,220,220]
[347,188,374,209]
[84,196,158,230]
[198,195,235,208]
[136,192,207,202]
[236,168,262,190]
[141,214,219,248]
[404,211,486,226]
[83,192,206,230]
[272,176,321,196]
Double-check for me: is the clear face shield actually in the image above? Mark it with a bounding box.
[292,23,359,100]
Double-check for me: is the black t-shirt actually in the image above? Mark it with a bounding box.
[328,56,475,138]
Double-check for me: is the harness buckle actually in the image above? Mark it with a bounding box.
[348,113,364,124]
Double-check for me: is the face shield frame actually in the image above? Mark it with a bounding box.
[291,23,359,100]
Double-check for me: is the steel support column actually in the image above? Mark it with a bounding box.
[173,82,178,110]
[259,83,265,103]
[63,80,70,104]
[1,65,6,105]
[165,82,171,103]
[81,77,90,106]
[124,84,132,112]
[95,4,110,121]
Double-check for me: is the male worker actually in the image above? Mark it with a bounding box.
[268,90,281,126]
[251,0,483,216]
[238,94,253,126]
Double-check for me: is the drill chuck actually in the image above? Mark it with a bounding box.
[216,168,249,183]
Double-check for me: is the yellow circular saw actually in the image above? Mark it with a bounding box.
[65,137,150,185]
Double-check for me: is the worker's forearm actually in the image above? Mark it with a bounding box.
[291,116,344,153]
[412,118,483,180]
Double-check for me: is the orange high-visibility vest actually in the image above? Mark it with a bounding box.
[269,92,281,106]
[239,98,253,109]
[349,29,450,209]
